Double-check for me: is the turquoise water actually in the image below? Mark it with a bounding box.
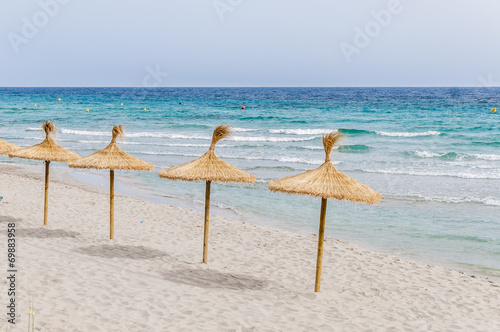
[1,87,499,276]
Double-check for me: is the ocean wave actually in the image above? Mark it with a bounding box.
[219,155,327,165]
[338,128,372,136]
[229,136,318,142]
[245,165,298,171]
[71,139,258,149]
[410,150,443,158]
[134,151,200,157]
[299,144,371,153]
[132,150,330,165]
[192,199,241,214]
[409,150,500,161]
[165,134,211,140]
[61,129,110,136]
[75,140,110,144]
[389,193,500,206]
[125,142,211,147]
[301,146,324,150]
[275,157,325,165]
[361,168,500,179]
[61,129,212,140]
[338,144,371,153]
[485,198,500,206]
[471,141,500,147]
[337,128,441,137]
[2,136,41,140]
[429,234,488,243]
[474,154,500,161]
[269,128,334,135]
[25,127,42,131]
[60,128,316,142]
[376,130,440,137]
[233,127,258,132]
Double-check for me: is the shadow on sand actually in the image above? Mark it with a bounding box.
[74,244,170,260]
[17,228,81,239]
[0,215,22,224]
[161,268,269,291]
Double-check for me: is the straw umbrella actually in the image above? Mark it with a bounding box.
[268,132,382,292]
[9,121,80,225]
[0,139,20,155]
[159,125,256,264]
[68,125,153,239]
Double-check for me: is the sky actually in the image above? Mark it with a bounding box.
[0,0,499,87]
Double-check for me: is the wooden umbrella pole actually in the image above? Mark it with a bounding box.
[43,160,50,226]
[110,169,115,240]
[203,180,211,264]
[315,197,328,292]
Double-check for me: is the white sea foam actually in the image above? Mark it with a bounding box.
[233,127,258,132]
[26,127,42,131]
[61,129,211,140]
[413,150,444,158]
[133,150,332,165]
[363,168,500,179]
[302,146,324,150]
[74,140,211,148]
[392,193,500,206]
[276,157,324,165]
[229,136,317,142]
[269,128,334,135]
[167,134,211,140]
[61,129,109,136]
[473,154,500,161]
[61,128,315,142]
[376,130,440,137]
[484,198,500,206]
[77,140,109,144]
[192,199,241,214]
[412,150,500,161]
[220,154,326,165]
[134,151,200,157]
[124,132,211,139]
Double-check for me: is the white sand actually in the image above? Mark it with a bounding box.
[1,163,499,331]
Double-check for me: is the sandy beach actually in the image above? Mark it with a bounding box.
[1,163,499,332]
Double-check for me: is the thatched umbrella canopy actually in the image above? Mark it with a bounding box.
[159,125,256,263]
[0,139,20,155]
[9,121,80,225]
[69,125,153,239]
[269,132,382,292]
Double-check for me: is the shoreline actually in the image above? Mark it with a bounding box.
[1,162,500,330]
[2,160,500,281]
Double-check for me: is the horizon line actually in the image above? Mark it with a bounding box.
[0,86,498,89]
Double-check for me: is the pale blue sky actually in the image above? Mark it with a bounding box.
[1,0,499,87]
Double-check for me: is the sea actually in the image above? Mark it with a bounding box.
[1,87,499,277]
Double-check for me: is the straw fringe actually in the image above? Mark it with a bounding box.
[268,131,381,204]
[69,125,153,171]
[0,139,20,155]
[159,125,255,183]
